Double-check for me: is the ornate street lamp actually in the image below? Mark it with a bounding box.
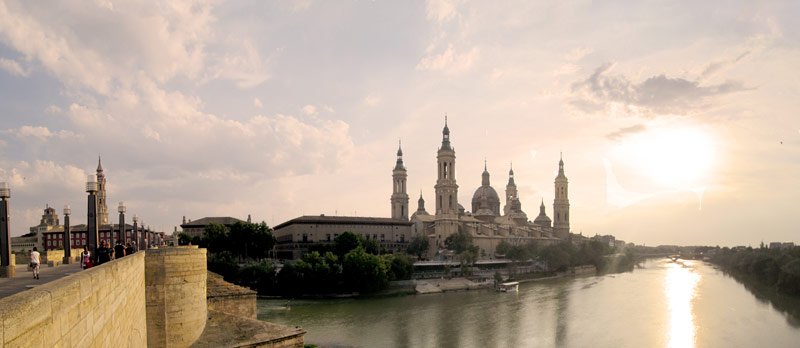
[0,182,14,278]
[117,202,126,245]
[63,205,72,264]
[86,175,99,257]
[132,214,139,252]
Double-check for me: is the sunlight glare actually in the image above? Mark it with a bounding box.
[665,261,700,348]
[614,126,716,190]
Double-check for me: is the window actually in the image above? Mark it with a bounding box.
[381,234,385,242]
[326,234,331,241]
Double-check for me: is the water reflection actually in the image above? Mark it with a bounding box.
[665,261,700,348]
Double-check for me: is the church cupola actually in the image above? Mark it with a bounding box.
[481,160,490,186]
[441,115,452,150]
[394,140,406,171]
[504,162,518,216]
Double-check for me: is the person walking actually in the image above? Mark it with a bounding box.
[96,240,112,265]
[30,247,41,279]
[81,246,92,270]
[114,240,126,259]
[125,242,135,256]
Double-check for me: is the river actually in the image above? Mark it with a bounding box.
[257,259,800,347]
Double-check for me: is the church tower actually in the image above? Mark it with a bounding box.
[96,157,109,225]
[504,163,517,216]
[435,117,458,216]
[553,154,570,239]
[391,141,409,220]
[434,117,460,240]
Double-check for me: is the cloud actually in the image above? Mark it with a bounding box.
[253,97,263,109]
[425,0,460,23]
[302,104,317,115]
[0,57,27,76]
[570,63,748,115]
[700,51,751,79]
[208,39,270,89]
[362,95,382,107]
[416,44,479,74]
[606,124,647,141]
[5,126,80,141]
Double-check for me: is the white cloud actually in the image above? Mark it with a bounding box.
[254,97,263,109]
[416,44,479,74]
[426,0,460,23]
[7,126,80,141]
[302,104,317,115]
[362,95,382,107]
[0,57,26,76]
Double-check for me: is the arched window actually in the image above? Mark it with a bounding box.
[401,206,405,217]
[449,195,453,210]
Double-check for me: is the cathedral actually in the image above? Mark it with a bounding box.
[393,118,570,257]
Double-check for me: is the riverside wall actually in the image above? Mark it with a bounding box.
[0,252,147,347]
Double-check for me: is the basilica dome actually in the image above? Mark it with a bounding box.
[471,166,501,216]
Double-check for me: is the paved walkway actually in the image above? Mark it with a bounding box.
[0,262,83,299]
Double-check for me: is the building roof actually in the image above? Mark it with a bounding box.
[180,216,246,228]
[274,215,412,230]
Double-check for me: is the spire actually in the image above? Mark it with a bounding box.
[540,198,546,213]
[507,162,516,186]
[481,161,490,186]
[394,139,406,170]
[441,114,451,149]
[557,153,566,178]
[97,156,104,173]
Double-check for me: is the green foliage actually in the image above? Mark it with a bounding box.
[178,233,191,245]
[343,246,389,294]
[406,234,429,260]
[334,232,362,259]
[712,246,800,296]
[202,221,276,261]
[444,230,472,254]
[237,261,278,294]
[383,254,414,281]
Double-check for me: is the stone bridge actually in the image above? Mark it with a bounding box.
[0,246,304,347]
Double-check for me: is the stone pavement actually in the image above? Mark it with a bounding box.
[0,262,82,299]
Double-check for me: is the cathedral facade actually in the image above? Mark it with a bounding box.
[396,118,570,258]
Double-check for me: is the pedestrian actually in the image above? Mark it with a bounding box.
[96,240,112,265]
[125,242,135,256]
[81,246,92,269]
[30,247,41,279]
[131,240,138,253]
[114,240,126,259]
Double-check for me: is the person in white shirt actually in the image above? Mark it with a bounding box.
[30,247,41,279]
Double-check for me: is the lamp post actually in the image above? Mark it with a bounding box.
[132,214,138,252]
[117,202,126,245]
[0,182,14,278]
[86,175,99,258]
[63,205,72,264]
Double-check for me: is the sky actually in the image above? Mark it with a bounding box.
[0,0,798,246]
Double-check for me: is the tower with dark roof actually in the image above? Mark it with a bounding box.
[434,116,460,240]
[553,154,570,239]
[504,163,518,216]
[391,140,409,220]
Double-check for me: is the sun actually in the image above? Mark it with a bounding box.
[613,125,716,190]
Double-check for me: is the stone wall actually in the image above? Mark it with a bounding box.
[0,252,147,347]
[145,246,207,348]
[207,272,257,319]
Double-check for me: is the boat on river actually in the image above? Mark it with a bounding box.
[497,281,519,292]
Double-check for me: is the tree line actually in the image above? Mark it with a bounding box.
[710,245,800,296]
[203,227,414,296]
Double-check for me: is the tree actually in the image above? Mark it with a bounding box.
[335,232,361,259]
[384,254,414,281]
[203,223,229,253]
[444,230,473,254]
[407,234,430,260]
[343,246,389,294]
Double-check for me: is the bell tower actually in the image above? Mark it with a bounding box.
[434,116,460,240]
[553,153,570,239]
[96,156,109,225]
[391,140,409,220]
[504,163,517,216]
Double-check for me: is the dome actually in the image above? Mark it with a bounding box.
[471,186,500,216]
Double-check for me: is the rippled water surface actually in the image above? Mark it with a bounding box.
[258,259,800,347]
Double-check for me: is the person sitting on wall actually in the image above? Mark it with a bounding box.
[29,247,41,279]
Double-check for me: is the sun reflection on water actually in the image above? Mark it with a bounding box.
[665,261,700,348]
